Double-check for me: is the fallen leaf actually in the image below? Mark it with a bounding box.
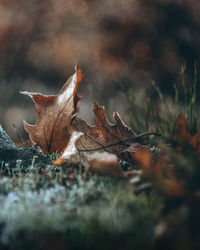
[72,101,138,154]
[55,101,154,167]
[87,152,124,177]
[53,131,83,165]
[21,66,84,154]
[135,148,185,197]
[174,114,200,153]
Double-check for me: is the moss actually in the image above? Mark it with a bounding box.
[0,125,50,170]
[0,174,156,250]
[0,146,51,170]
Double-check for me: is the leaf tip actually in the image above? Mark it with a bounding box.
[20,91,32,97]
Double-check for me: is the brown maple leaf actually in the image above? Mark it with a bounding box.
[53,131,83,165]
[53,101,142,168]
[72,101,160,155]
[72,101,138,154]
[21,66,84,154]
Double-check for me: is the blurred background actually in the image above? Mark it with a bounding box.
[0,0,200,142]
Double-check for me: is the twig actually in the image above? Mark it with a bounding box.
[78,132,161,152]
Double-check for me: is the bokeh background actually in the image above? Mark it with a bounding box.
[1,0,200,142]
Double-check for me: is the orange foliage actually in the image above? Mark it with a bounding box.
[174,114,200,153]
[135,148,185,197]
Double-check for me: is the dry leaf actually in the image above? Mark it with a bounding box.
[87,152,124,177]
[21,66,84,154]
[54,101,149,167]
[135,148,185,197]
[53,131,83,165]
[72,101,138,154]
[174,114,200,153]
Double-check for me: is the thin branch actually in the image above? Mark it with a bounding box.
[78,132,161,152]
[136,132,161,138]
